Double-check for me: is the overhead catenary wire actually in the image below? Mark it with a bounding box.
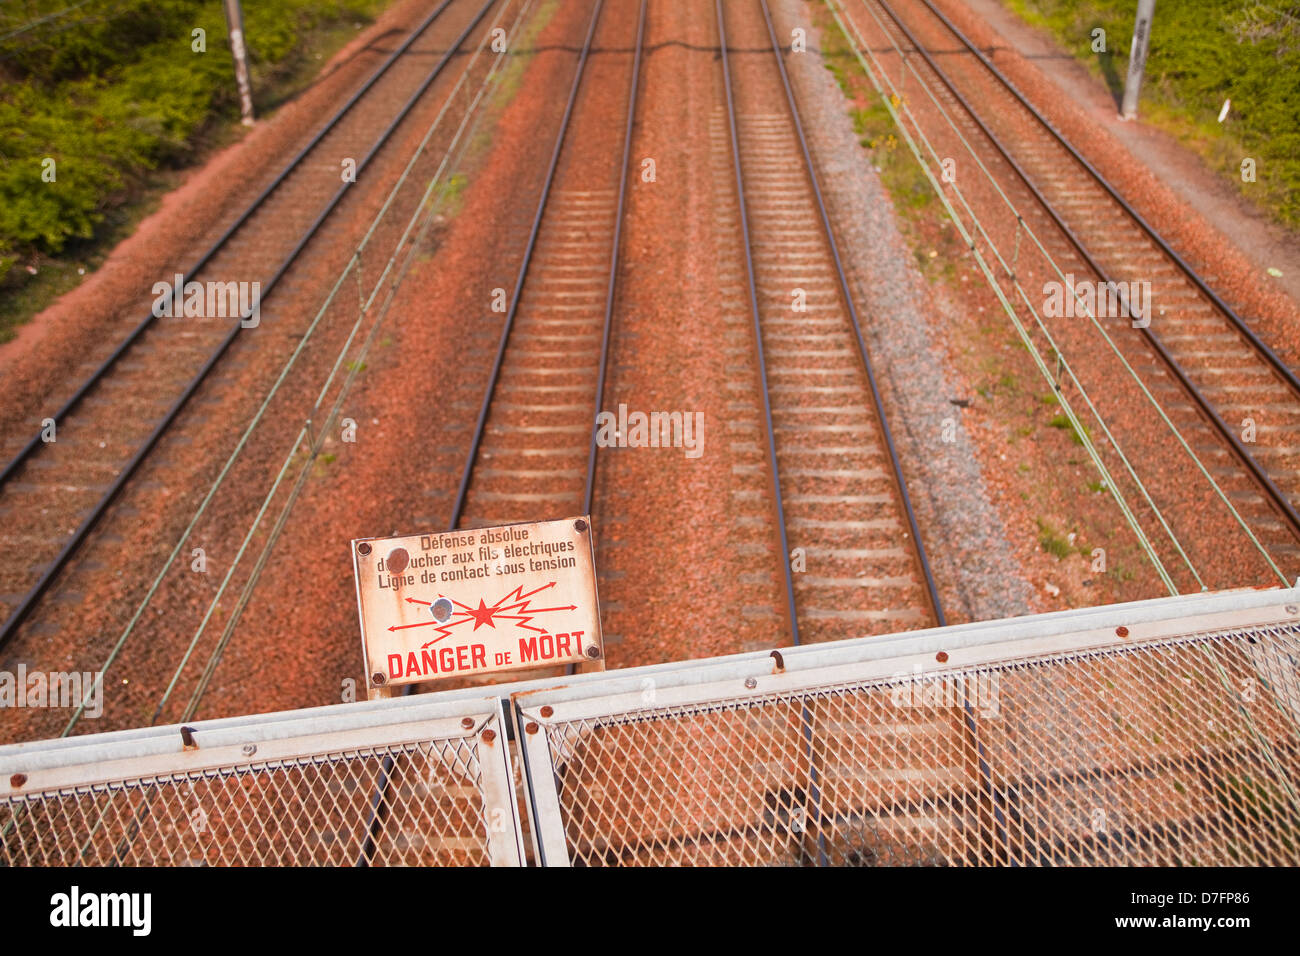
[867,0,1294,584]
[917,0,1300,413]
[831,0,1293,590]
[841,0,1204,591]
[0,0,468,651]
[58,0,530,736]
[174,17,534,719]
[146,0,512,725]
[823,0,1182,595]
[829,6,1300,793]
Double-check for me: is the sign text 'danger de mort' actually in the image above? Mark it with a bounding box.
[352,516,603,686]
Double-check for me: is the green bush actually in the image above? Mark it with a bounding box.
[1007,0,1300,228]
[0,0,385,284]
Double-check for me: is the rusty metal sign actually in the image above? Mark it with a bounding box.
[353,517,603,687]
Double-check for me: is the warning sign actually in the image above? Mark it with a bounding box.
[352,516,602,687]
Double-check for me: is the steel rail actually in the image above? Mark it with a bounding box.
[358,0,607,867]
[582,0,645,518]
[446,3,606,529]
[716,0,801,651]
[760,0,945,628]
[756,0,1005,866]
[0,0,502,650]
[720,0,840,869]
[920,0,1300,404]
[874,0,1300,543]
[565,0,647,679]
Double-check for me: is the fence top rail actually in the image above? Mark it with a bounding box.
[0,693,502,777]
[3,583,1296,777]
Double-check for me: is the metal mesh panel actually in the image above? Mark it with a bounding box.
[1,702,522,866]
[525,623,1300,866]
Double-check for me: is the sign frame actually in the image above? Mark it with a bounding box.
[352,516,604,690]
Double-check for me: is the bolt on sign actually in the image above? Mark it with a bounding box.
[352,516,603,687]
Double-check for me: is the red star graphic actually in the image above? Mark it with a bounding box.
[467,598,498,631]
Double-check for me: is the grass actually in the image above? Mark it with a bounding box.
[820,5,939,226]
[1004,0,1300,230]
[404,0,558,268]
[847,98,939,224]
[1040,390,1093,446]
[1037,518,1074,559]
[1037,516,1098,563]
[464,0,558,164]
[1048,410,1091,446]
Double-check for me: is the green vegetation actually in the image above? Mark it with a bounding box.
[1006,0,1300,228]
[819,11,937,224]
[848,98,937,221]
[0,0,389,331]
[1036,518,1074,559]
[1110,559,1135,582]
[1036,516,1096,561]
[1048,410,1091,445]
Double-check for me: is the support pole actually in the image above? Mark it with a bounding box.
[223,0,255,126]
[1120,0,1156,120]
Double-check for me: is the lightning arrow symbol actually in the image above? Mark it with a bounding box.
[491,581,555,608]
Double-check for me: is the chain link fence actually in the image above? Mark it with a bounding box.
[516,592,1300,866]
[1,697,523,866]
[4,588,1298,866]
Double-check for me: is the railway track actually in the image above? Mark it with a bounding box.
[712,0,1009,866]
[834,0,1300,584]
[0,0,505,647]
[447,0,643,657]
[716,0,943,644]
[359,0,645,865]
